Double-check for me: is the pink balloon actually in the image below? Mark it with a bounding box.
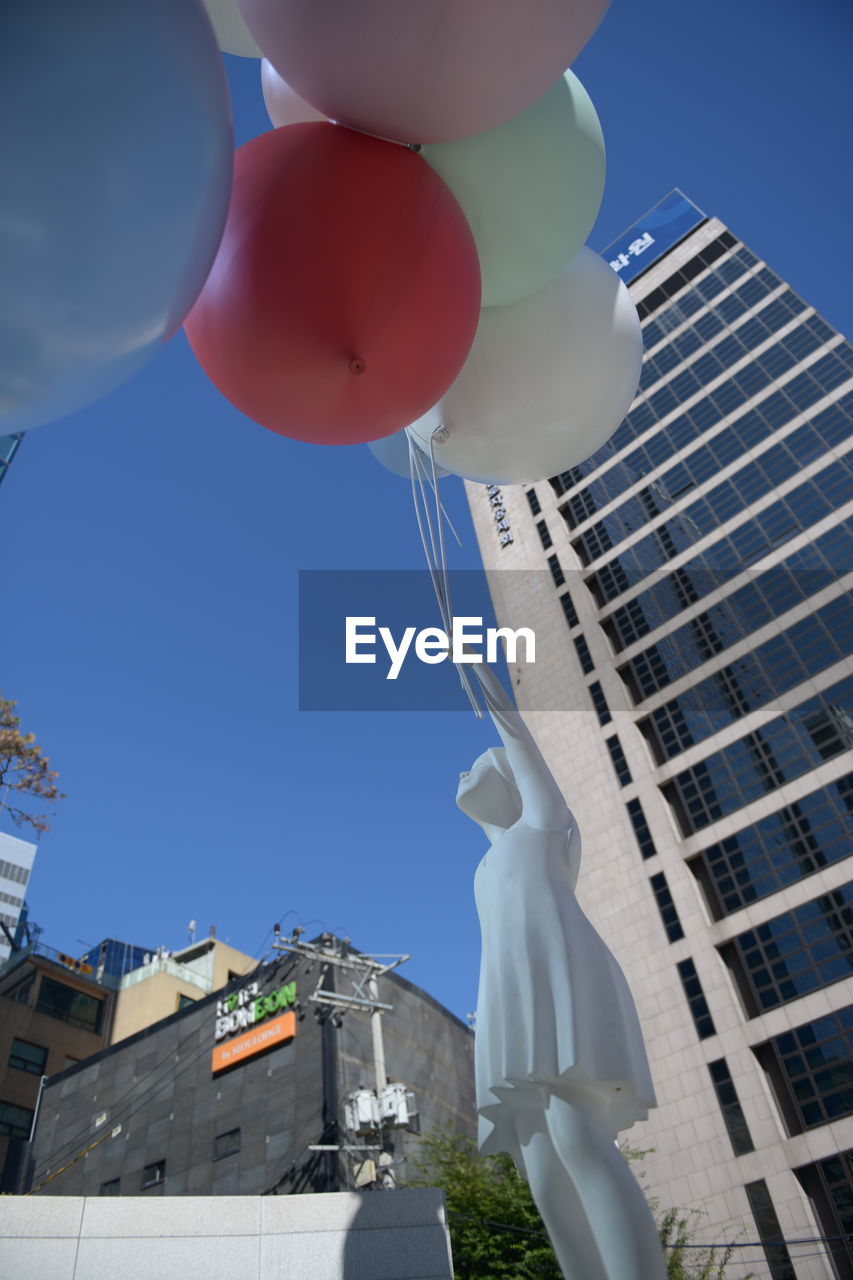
[238,0,610,144]
[261,59,327,128]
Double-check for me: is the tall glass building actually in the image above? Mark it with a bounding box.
[467,192,853,1280]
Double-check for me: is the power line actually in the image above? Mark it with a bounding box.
[443,1210,852,1257]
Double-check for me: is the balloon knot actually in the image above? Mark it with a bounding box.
[348,357,367,375]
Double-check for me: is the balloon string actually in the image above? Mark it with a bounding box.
[404,430,463,547]
[429,433,455,627]
[407,436,481,717]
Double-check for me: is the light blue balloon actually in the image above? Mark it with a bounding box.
[367,430,450,480]
[0,0,233,432]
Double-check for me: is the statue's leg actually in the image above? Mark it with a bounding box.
[542,1092,667,1280]
[513,1108,611,1280]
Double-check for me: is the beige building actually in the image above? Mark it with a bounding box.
[110,935,256,1044]
[466,196,853,1279]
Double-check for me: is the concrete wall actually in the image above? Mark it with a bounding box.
[0,1189,453,1280]
[110,970,205,1045]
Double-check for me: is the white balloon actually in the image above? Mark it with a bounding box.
[366,419,450,480]
[409,249,642,485]
[202,0,260,57]
[421,72,604,309]
[261,59,328,127]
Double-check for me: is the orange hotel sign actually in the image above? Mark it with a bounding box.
[211,1010,296,1074]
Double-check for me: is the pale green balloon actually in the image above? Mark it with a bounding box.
[421,71,605,309]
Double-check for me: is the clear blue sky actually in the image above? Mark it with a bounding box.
[2,0,851,1020]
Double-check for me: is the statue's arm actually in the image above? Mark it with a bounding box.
[472,662,570,830]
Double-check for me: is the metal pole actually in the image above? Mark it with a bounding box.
[28,1074,47,1144]
[369,975,387,1093]
[319,966,340,1193]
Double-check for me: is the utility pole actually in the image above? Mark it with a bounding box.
[369,973,387,1093]
[271,929,409,1186]
[318,961,339,1193]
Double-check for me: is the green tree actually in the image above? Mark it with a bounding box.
[0,694,64,834]
[411,1127,753,1280]
[410,1128,561,1279]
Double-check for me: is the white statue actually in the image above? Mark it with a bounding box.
[457,661,667,1280]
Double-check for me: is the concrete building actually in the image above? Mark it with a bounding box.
[466,192,853,1280]
[0,928,256,1191]
[108,934,256,1045]
[0,829,37,962]
[0,943,115,1185]
[28,934,475,1200]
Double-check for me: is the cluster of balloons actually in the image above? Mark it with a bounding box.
[191,0,642,484]
[0,0,232,433]
[0,0,642,488]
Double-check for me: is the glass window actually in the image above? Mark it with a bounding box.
[757,1007,853,1132]
[708,1059,754,1156]
[743,1181,797,1280]
[627,798,657,860]
[100,1179,121,1196]
[141,1160,166,1189]
[597,457,852,618]
[565,323,847,537]
[727,884,853,1013]
[536,520,552,550]
[0,1100,34,1140]
[635,231,737,322]
[662,677,853,834]
[36,976,104,1034]
[606,736,632,787]
[640,594,852,761]
[706,769,852,921]
[793,1149,853,1274]
[559,591,579,629]
[526,488,541,517]
[676,958,716,1039]
[547,555,565,588]
[650,873,683,942]
[9,1038,47,1076]
[213,1129,241,1161]
[573,634,594,675]
[589,682,611,726]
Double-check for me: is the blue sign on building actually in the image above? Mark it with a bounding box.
[601,189,707,285]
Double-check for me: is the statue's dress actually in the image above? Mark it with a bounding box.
[474,815,656,1157]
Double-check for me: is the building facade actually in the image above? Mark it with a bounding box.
[466,193,853,1280]
[0,830,37,963]
[0,944,114,1184]
[108,934,256,1045]
[29,935,475,1200]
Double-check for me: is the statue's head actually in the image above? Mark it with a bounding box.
[456,747,522,835]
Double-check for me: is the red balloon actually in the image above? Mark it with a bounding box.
[184,124,481,445]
